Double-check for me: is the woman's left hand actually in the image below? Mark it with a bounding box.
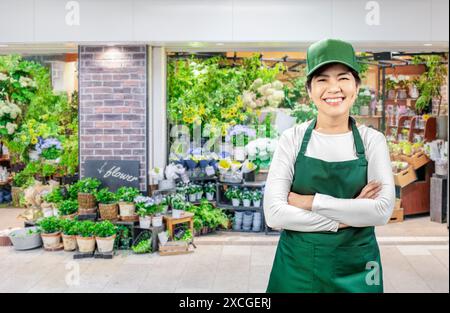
[288,192,314,210]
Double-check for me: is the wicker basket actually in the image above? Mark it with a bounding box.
[11,187,24,208]
[99,203,119,221]
[78,208,97,215]
[78,193,96,210]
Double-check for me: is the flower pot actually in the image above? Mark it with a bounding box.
[152,215,163,227]
[99,203,119,221]
[397,89,408,100]
[9,227,42,250]
[243,199,251,207]
[231,199,240,207]
[78,193,96,210]
[95,235,116,253]
[76,236,96,253]
[197,192,203,200]
[139,216,152,229]
[387,90,396,100]
[172,209,183,218]
[62,234,77,251]
[41,232,62,249]
[119,202,135,217]
[206,192,215,201]
[242,212,254,231]
[189,194,197,202]
[253,200,261,207]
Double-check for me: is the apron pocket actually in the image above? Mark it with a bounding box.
[334,242,379,278]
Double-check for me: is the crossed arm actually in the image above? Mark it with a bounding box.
[263,130,396,232]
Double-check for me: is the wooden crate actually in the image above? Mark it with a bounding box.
[399,152,430,170]
[393,166,417,188]
[159,241,193,256]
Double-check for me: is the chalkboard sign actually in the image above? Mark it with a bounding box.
[84,160,140,192]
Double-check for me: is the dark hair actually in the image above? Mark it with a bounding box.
[306,63,361,92]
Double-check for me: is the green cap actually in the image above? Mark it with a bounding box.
[306,38,360,78]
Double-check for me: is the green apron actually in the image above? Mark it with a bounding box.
[267,117,383,293]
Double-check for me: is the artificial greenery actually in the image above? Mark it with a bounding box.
[37,216,61,234]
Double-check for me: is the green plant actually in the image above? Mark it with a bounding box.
[252,190,263,201]
[72,177,101,194]
[241,189,253,200]
[204,182,216,194]
[43,188,64,204]
[37,216,61,234]
[116,186,141,203]
[94,220,117,238]
[58,199,78,216]
[291,101,317,124]
[12,171,34,188]
[41,163,57,178]
[224,187,241,200]
[74,220,95,238]
[131,239,152,254]
[60,218,77,236]
[95,188,117,204]
[412,55,447,114]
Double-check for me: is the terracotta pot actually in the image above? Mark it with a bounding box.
[118,202,135,217]
[41,232,62,249]
[95,235,116,253]
[76,236,96,253]
[62,234,77,251]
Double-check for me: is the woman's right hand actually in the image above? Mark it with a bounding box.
[356,180,382,200]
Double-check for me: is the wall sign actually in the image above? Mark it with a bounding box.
[84,160,140,192]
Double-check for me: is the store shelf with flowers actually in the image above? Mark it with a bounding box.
[0,55,79,208]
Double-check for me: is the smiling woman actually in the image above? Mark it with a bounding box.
[264,39,395,293]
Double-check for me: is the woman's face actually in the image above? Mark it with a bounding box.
[308,63,359,119]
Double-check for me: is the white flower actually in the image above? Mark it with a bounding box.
[6,122,17,135]
[19,76,36,88]
[0,73,8,81]
[271,80,284,90]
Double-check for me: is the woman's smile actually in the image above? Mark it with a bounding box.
[322,96,346,106]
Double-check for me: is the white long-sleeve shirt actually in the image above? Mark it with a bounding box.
[263,119,395,232]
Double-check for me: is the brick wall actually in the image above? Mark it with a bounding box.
[78,45,147,191]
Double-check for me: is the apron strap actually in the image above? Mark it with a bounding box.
[299,117,367,161]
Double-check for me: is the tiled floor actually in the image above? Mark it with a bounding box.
[0,208,448,293]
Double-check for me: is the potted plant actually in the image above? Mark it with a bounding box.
[225,186,241,207]
[196,184,203,200]
[37,216,62,250]
[11,171,34,208]
[58,199,78,219]
[204,182,216,201]
[241,189,253,207]
[94,220,117,253]
[151,204,164,227]
[187,185,198,202]
[73,178,101,213]
[252,190,263,207]
[95,188,119,221]
[60,218,77,251]
[137,207,152,229]
[42,188,64,216]
[8,227,42,251]
[116,187,141,217]
[74,220,96,253]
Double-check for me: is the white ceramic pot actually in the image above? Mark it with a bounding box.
[139,216,152,229]
[253,200,261,207]
[189,194,197,202]
[152,215,163,227]
[232,199,240,207]
[95,235,116,253]
[119,202,135,217]
[197,192,203,200]
[243,199,251,207]
[206,193,214,201]
[172,209,184,218]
